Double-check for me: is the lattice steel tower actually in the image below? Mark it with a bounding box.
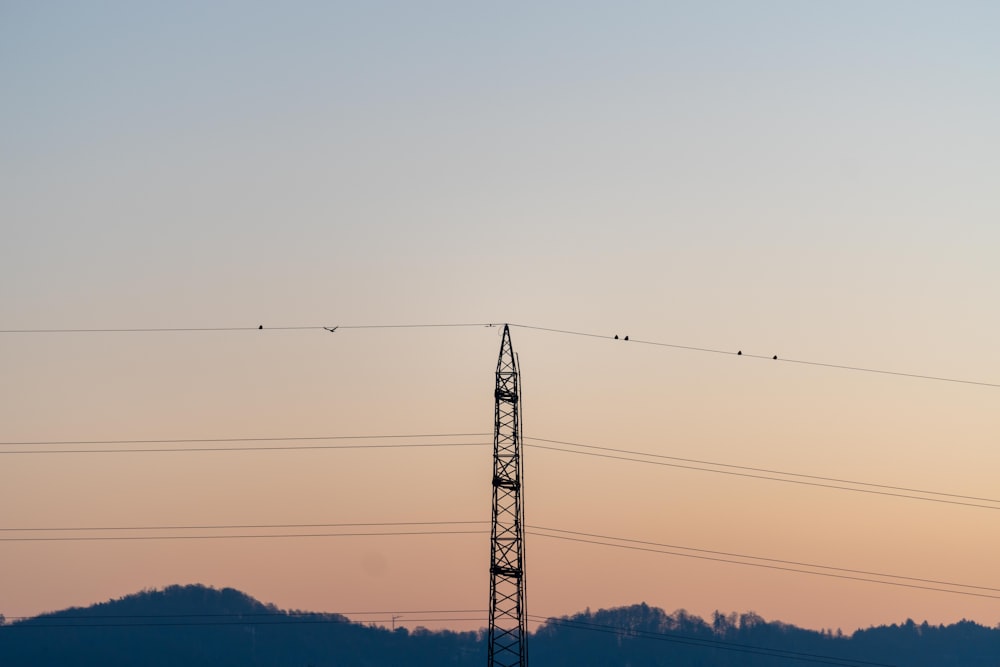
[488,324,527,667]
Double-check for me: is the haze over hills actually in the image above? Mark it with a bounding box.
[1,584,998,666]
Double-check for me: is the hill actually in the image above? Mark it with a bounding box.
[1,584,998,666]
[0,585,479,667]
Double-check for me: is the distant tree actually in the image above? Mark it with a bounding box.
[739,611,765,630]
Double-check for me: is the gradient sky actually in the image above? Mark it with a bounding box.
[2,1,999,634]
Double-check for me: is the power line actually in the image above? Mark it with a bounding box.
[525,436,1000,508]
[4,426,988,507]
[0,529,487,542]
[0,432,490,447]
[0,323,495,334]
[0,327,316,333]
[4,519,997,599]
[4,427,994,513]
[0,442,490,455]
[529,614,893,667]
[528,530,1000,600]
[336,323,498,330]
[2,616,488,629]
[4,609,484,622]
[3,319,996,389]
[526,441,1000,511]
[0,520,487,533]
[508,323,1000,389]
[528,526,1000,593]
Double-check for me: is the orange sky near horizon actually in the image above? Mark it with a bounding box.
[1,326,997,633]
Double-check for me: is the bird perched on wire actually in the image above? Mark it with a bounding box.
[614,335,619,340]
[258,325,263,330]
[737,350,742,355]
[773,355,778,360]
[624,335,629,341]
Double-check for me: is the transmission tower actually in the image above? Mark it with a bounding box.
[488,324,528,667]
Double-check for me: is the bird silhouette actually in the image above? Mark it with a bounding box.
[258,325,263,330]
[624,335,629,341]
[324,326,338,333]
[773,355,778,360]
[737,350,742,355]
[614,335,619,340]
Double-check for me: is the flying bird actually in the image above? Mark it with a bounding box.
[324,326,338,333]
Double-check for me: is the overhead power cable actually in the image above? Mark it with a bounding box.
[528,526,1000,593]
[0,441,489,455]
[524,437,1000,511]
[527,529,1000,600]
[3,427,993,514]
[2,616,487,629]
[3,519,996,600]
[508,323,1000,389]
[0,520,487,533]
[3,608,483,622]
[528,437,1000,504]
[0,432,490,447]
[0,529,486,542]
[0,323,495,334]
[2,320,995,389]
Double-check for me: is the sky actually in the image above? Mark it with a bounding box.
[2,1,999,635]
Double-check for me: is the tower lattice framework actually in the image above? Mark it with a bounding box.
[488,324,527,667]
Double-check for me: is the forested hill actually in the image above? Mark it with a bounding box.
[0,585,480,667]
[1,584,998,666]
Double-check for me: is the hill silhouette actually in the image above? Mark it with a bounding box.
[1,584,998,666]
[0,585,479,667]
